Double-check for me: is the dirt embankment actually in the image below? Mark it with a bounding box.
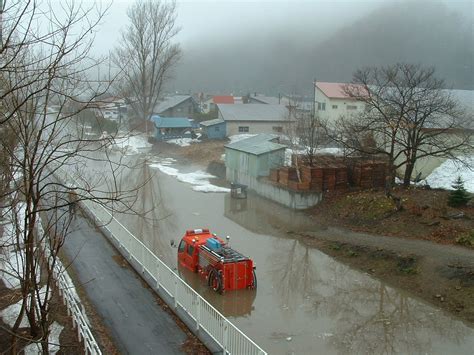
[303,187,474,325]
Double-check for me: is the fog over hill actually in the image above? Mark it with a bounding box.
[170,0,473,95]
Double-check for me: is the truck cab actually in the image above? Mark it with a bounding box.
[177,229,256,294]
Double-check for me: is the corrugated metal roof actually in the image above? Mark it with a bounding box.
[200,118,225,127]
[218,104,289,122]
[150,115,192,128]
[225,134,286,155]
[153,95,192,114]
[250,95,282,105]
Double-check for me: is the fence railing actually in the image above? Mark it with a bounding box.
[58,167,267,355]
[37,220,102,355]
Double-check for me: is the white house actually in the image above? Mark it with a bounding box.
[314,82,365,126]
[93,97,127,122]
[217,104,292,136]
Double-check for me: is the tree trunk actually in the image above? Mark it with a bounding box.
[403,161,415,187]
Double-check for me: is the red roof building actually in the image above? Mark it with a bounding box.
[213,95,235,104]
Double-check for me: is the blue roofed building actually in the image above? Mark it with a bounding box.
[150,115,193,141]
[200,118,226,139]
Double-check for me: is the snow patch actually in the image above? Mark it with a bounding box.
[0,203,27,289]
[167,137,200,147]
[111,134,152,155]
[425,157,474,192]
[23,321,64,354]
[0,301,29,328]
[149,161,230,193]
[284,147,343,166]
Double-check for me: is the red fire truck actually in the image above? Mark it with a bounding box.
[177,229,257,294]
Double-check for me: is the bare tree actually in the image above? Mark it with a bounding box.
[0,1,149,353]
[334,63,471,189]
[112,0,181,127]
[285,95,328,171]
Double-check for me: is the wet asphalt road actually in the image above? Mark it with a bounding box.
[62,212,187,354]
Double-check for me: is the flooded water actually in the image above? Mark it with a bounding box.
[85,154,474,354]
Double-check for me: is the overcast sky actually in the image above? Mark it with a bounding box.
[87,0,473,92]
[92,0,391,56]
[92,0,472,57]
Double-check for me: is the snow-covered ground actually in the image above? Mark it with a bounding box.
[149,158,230,193]
[425,156,474,193]
[0,203,26,289]
[167,137,200,147]
[111,134,152,155]
[0,204,67,354]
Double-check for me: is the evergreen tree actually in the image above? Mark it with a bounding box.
[448,176,471,207]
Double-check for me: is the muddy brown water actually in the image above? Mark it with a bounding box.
[84,155,474,354]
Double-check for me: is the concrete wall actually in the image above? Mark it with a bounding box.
[225,120,289,136]
[226,167,322,209]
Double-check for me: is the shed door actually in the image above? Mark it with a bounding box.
[239,154,249,174]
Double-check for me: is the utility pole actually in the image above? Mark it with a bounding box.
[312,78,317,119]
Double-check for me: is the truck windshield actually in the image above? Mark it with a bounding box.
[188,245,194,256]
[178,240,186,253]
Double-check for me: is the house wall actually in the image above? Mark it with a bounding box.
[203,122,226,139]
[159,98,196,118]
[224,120,289,136]
[393,131,474,179]
[314,88,364,127]
[200,98,214,114]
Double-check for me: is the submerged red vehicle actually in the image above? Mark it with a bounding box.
[177,229,257,294]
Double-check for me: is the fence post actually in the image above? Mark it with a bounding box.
[223,320,229,354]
[174,278,178,309]
[195,295,200,331]
[156,260,160,289]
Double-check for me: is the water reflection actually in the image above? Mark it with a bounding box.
[224,192,319,235]
[178,265,256,318]
[268,239,472,354]
[223,190,473,354]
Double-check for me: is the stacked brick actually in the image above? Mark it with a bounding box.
[267,154,388,192]
[349,161,387,189]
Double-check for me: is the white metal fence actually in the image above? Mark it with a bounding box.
[58,168,267,355]
[37,220,102,355]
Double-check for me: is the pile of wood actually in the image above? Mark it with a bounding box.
[267,154,388,192]
[349,160,387,189]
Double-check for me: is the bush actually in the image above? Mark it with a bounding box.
[448,176,470,207]
[455,231,474,247]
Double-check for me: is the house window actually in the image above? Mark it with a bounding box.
[272,126,283,133]
[239,126,249,133]
[317,102,326,111]
[332,105,338,109]
[214,126,220,132]
[347,105,357,110]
